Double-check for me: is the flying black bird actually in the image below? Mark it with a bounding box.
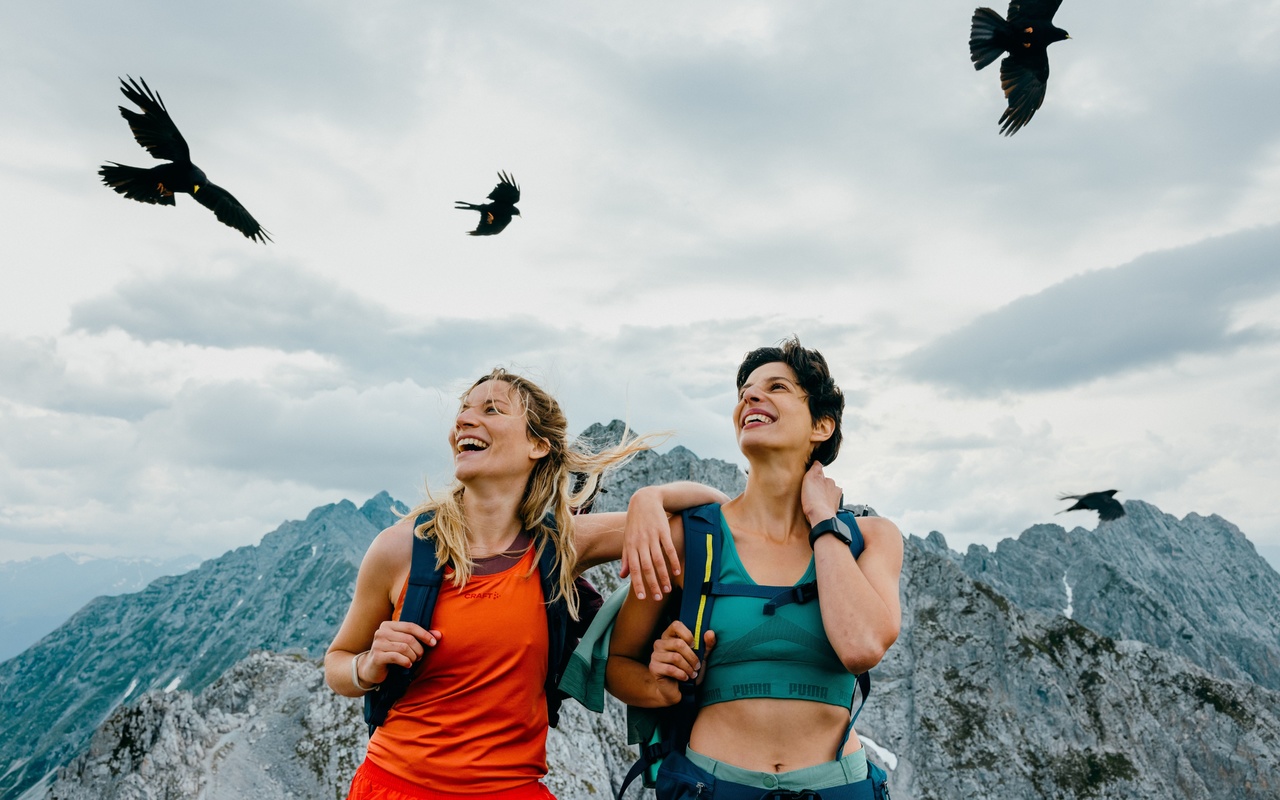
[455,172,520,235]
[99,76,271,243]
[1057,490,1125,522]
[970,1,1071,135]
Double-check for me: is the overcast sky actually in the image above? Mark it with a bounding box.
[2,1,1278,570]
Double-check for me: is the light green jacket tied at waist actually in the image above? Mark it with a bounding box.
[559,585,661,745]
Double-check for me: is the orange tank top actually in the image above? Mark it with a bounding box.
[365,546,550,794]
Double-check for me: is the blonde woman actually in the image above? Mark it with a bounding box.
[326,368,725,800]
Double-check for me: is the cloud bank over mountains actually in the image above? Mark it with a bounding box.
[4,226,1279,568]
[902,225,1280,394]
[1,2,1279,563]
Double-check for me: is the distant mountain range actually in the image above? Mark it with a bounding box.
[0,493,405,800]
[0,554,201,663]
[2,422,1277,800]
[933,501,1280,691]
[860,531,1279,798]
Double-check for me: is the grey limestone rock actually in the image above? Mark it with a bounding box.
[0,493,405,800]
[856,542,1280,799]
[45,651,365,800]
[578,420,746,513]
[949,500,1280,690]
[8,431,1280,800]
[42,650,644,800]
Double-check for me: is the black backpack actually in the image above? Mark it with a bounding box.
[363,510,603,735]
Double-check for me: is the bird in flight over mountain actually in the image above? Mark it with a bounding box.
[1057,490,1125,522]
[970,0,1071,135]
[99,76,271,243]
[455,172,521,236]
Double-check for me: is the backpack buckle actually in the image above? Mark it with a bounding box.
[642,741,670,761]
[763,583,819,615]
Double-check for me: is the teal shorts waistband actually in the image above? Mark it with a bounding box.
[684,746,868,791]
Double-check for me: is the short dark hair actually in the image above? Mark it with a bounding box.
[736,336,844,466]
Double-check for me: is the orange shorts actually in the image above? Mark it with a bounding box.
[346,759,557,800]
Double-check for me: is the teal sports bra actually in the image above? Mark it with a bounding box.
[698,512,859,709]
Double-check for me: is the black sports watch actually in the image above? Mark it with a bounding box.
[809,516,853,549]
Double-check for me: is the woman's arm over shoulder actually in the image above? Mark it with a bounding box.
[572,511,625,571]
[574,481,722,597]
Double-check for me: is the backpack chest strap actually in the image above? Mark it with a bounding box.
[709,581,820,615]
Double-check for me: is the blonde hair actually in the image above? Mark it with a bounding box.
[407,368,661,619]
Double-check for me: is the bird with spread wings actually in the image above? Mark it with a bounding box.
[970,0,1071,135]
[99,76,271,243]
[1058,490,1126,522]
[455,172,521,236]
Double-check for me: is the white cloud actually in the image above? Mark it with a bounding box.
[139,379,447,490]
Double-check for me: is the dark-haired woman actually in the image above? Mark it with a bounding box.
[326,368,727,800]
[606,338,903,799]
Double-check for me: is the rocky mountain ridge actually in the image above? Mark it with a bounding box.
[38,530,1280,800]
[1,425,746,800]
[856,536,1279,799]
[41,651,366,800]
[4,425,1278,799]
[923,499,1280,690]
[0,493,406,800]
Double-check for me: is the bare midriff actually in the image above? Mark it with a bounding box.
[689,698,861,772]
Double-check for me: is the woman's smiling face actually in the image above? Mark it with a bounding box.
[734,362,832,463]
[449,379,549,483]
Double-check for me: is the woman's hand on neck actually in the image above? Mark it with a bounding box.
[728,454,811,543]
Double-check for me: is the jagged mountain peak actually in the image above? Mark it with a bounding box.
[359,490,408,530]
[8,448,1280,800]
[0,436,746,800]
[860,541,1280,799]
[0,494,392,800]
[578,418,632,443]
[956,499,1280,692]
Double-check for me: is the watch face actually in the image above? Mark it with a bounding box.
[811,516,853,547]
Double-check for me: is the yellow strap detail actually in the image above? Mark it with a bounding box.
[692,532,714,641]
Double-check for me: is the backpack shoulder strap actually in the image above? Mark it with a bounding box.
[832,507,873,758]
[840,507,867,559]
[402,512,447,623]
[617,503,725,798]
[837,671,873,756]
[363,511,445,736]
[536,511,607,729]
[537,512,572,728]
[678,502,724,657]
